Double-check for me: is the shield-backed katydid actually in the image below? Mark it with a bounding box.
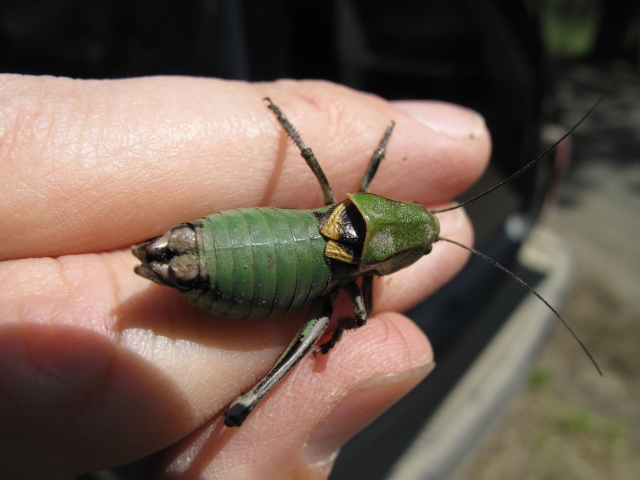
[132,97,602,427]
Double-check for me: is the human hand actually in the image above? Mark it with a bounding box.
[0,75,490,479]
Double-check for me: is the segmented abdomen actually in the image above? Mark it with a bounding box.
[190,207,335,319]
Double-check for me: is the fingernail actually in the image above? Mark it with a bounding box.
[436,207,467,235]
[305,362,436,466]
[393,101,486,139]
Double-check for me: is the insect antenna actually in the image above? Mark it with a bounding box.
[432,93,606,376]
[438,237,602,375]
[432,91,605,215]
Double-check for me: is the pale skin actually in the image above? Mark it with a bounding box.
[0,75,491,479]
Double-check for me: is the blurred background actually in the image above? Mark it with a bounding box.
[1,1,638,479]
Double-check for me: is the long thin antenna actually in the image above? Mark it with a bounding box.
[439,236,602,375]
[432,91,605,214]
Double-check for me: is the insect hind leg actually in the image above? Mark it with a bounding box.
[224,294,335,427]
[264,97,336,205]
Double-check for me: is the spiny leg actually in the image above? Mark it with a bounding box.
[224,293,336,427]
[264,97,336,206]
[359,121,395,193]
[314,281,367,356]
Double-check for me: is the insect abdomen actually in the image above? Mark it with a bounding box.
[192,207,334,319]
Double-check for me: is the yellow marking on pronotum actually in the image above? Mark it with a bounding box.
[324,240,356,264]
[320,201,348,240]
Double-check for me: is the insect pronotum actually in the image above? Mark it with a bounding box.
[132,97,602,427]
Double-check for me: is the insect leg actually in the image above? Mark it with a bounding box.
[224,293,336,427]
[314,281,367,356]
[359,121,395,192]
[264,97,336,205]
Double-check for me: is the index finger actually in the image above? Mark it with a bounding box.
[0,76,489,260]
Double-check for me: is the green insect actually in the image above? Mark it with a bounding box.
[132,98,601,428]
